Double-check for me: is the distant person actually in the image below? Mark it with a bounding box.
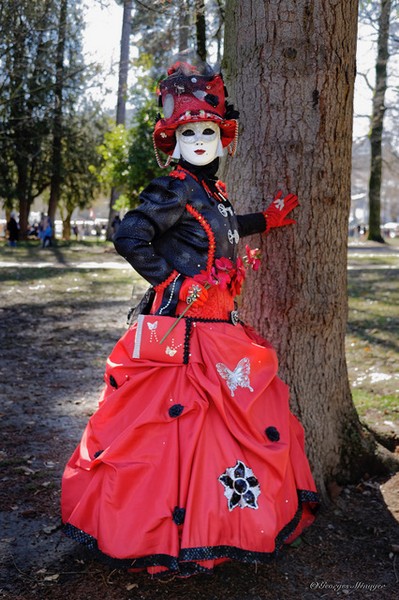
[39,216,53,248]
[72,223,79,241]
[28,222,39,239]
[6,213,19,247]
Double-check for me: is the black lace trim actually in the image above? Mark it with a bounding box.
[62,489,319,575]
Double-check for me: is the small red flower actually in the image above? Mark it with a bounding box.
[193,269,218,288]
[214,257,234,272]
[214,257,235,290]
[229,257,246,296]
[235,256,246,283]
[244,245,261,271]
[193,252,257,298]
[212,268,230,290]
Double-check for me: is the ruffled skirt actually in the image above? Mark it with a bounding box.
[61,316,318,576]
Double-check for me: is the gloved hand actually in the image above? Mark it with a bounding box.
[179,278,209,307]
[263,191,299,233]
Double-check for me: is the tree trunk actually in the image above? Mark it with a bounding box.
[223,0,368,495]
[214,0,225,64]
[367,0,391,243]
[107,0,133,241]
[48,0,68,233]
[16,162,30,241]
[62,216,71,241]
[179,0,190,53]
[195,0,206,62]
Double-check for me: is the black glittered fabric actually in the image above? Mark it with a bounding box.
[172,506,186,525]
[62,488,320,577]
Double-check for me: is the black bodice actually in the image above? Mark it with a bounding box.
[113,162,266,315]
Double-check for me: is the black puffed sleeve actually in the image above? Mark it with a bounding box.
[113,176,187,286]
[236,213,267,237]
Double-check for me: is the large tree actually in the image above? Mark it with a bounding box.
[107,0,133,240]
[0,0,55,237]
[48,0,69,229]
[58,105,108,240]
[367,0,392,242]
[223,0,386,496]
[0,0,92,237]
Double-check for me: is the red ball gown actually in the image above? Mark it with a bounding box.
[61,163,319,576]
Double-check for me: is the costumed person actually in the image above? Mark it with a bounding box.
[61,62,319,577]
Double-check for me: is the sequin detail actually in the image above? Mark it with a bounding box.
[147,320,159,342]
[218,460,261,511]
[216,357,254,397]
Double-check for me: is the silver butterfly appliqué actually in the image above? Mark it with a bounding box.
[147,320,159,342]
[216,357,254,397]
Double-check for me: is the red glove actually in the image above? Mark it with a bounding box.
[263,191,299,233]
[179,278,208,307]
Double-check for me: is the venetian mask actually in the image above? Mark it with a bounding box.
[173,121,224,165]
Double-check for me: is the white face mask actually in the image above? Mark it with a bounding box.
[174,121,222,165]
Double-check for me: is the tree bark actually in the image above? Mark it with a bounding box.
[195,0,207,62]
[48,0,68,233]
[223,0,366,495]
[62,216,72,241]
[179,0,190,53]
[107,0,133,241]
[214,0,225,64]
[367,0,391,243]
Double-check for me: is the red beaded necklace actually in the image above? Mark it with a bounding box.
[170,165,218,274]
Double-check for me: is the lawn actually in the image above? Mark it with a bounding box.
[1,238,398,433]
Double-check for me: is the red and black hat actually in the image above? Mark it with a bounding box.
[153,62,239,157]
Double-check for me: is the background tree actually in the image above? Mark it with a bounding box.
[0,0,55,237]
[95,99,163,209]
[223,0,383,495]
[0,0,106,237]
[103,0,225,230]
[367,0,392,242]
[59,105,108,240]
[195,0,206,61]
[355,0,399,239]
[48,0,69,230]
[107,0,133,240]
[178,0,190,52]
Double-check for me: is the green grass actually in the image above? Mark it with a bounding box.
[346,249,399,428]
[0,238,116,264]
[1,240,398,430]
[352,390,398,419]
